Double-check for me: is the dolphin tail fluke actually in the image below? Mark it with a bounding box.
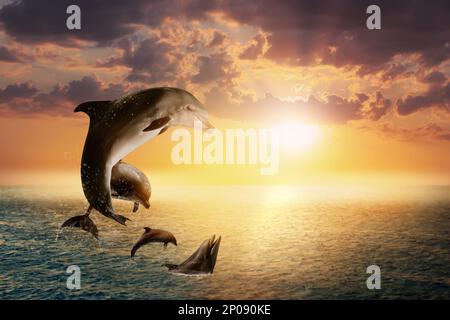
[61,214,99,239]
[109,211,131,226]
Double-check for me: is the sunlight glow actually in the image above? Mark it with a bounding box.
[274,122,322,151]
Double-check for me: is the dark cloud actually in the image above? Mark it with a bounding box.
[0,76,128,116]
[0,82,37,102]
[421,71,447,85]
[1,0,448,73]
[367,92,392,120]
[0,45,20,62]
[208,30,227,47]
[436,133,450,141]
[62,76,127,103]
[219,0,450,71]
[37,76,128,107]
[397,82,450,115]
[98,37,177,83]
[192,52,239,84]
[0,0,213,45]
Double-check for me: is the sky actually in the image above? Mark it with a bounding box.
[0,0,449,186]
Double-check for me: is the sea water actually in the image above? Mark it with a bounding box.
[0,185,448,299]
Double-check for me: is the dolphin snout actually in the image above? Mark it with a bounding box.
[202,119,215,131]
[195,115,214,131]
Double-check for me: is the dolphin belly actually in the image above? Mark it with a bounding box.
[108,128,160,166]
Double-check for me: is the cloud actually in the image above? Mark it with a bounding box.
[372,122,450,142]
[0,82,37,102]
[208,30,227,47]
[421,71,447,85]
[239,34,268,60]
[62,76,128,103]
[366,92,392,120]
[381,64,408,81]
[205,86,382,124]
[0,0,215,45]
[192,52,240,84]
[0,45,20,62]
[219,0,450,72]
[0,0,152,45]
[97,37,179,84]
[397,81,450,115]
[1,0,448,74]
[0,76,129,116]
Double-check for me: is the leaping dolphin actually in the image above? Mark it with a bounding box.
[164,235,221,275]
[131,227,177,258]
[61,160,151,238]
[75,87,212,225]
[111,160,151,212]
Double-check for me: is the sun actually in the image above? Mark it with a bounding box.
[274,122,322,151]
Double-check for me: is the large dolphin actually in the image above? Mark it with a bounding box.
[61,160,152,238]
[131,227,177,258]
[164,235,221,275]
[75,87,212,225]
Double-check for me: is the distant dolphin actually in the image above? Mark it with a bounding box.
[75,87,212,225]
[61,161,151,238]
[111,160,151,212]
[164,235,221,275]
[131,227,177,258]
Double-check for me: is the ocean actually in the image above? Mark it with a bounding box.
[0,185,449,299]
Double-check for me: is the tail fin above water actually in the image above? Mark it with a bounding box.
[61,214,99,239]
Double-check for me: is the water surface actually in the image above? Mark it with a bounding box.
[0,185,449,299]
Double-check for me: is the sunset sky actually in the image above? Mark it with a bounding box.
[0,0,449,186]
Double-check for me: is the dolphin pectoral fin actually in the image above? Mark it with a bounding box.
[158,126,169,135]
[143,116,171,132]
[133,202,139,213]
[61,215,99,239]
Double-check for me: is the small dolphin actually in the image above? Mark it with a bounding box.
[75,87,212,226]
[131,227,177,258]
[60,207,98,239]
[164,235,221,275]
[61,160,150,238]
[111,160,151,212]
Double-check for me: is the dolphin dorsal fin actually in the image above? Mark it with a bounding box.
[74,100,112,124]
